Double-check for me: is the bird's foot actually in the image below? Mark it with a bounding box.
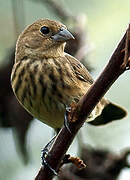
[41,135,57,175]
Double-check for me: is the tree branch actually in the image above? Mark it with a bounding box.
[35,25,130,180]
[43,0,76,21]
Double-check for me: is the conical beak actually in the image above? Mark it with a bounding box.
[51,27,75,42]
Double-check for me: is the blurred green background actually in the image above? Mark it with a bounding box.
[0,0,130,179]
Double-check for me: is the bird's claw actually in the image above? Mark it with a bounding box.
[41,135,57,175]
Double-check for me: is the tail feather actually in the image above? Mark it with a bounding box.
[89,102,127,126]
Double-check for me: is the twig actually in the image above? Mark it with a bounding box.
[43,0,76,21]
[11,0,25,38]
[35,25,130,180]
[58,147,130,180]
[121,24,130,68]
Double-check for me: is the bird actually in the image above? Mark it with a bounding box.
[11,19,127,133]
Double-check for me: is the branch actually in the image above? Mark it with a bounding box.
[11,0,25,38]
[35,25,130,180]
[43,0,76,21]
[58,147,130,180]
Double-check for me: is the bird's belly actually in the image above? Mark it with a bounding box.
[16,85,103,129]
[22,93,65,129]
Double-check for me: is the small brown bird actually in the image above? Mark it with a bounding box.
[11,19,126,132]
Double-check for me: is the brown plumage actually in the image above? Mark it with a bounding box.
[11,19,127,131]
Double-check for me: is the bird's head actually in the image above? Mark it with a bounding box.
[15,19,74,61]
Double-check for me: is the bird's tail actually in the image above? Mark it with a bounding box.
[88,102,127,126]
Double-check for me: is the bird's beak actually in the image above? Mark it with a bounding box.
[51,27,75,42]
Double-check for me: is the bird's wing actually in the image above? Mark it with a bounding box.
[65,53,94,84]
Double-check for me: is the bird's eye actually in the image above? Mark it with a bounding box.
[40,26,50,35]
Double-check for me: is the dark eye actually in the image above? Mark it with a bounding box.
[40,26,50,35]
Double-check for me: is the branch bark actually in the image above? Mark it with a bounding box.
[35,25,130,180]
